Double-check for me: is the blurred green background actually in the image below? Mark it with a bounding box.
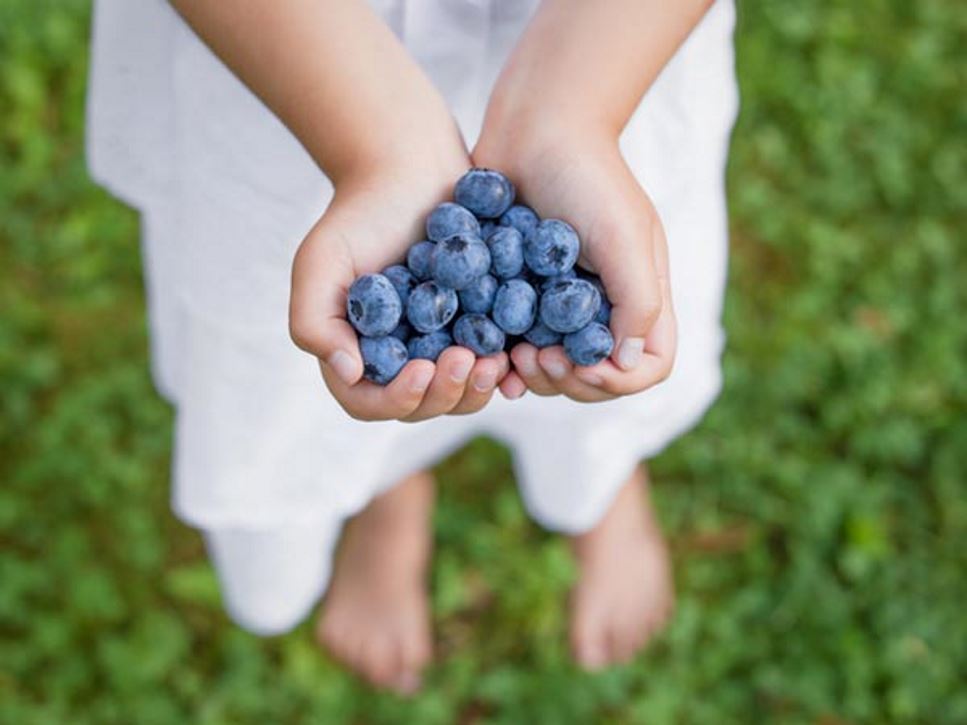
[1,1,965,722]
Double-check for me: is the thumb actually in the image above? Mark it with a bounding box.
[600,214,667,372]
[289,228,364,386]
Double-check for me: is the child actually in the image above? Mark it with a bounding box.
[87,0,737,694]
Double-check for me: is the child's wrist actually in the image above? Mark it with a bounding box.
[321,96,468,190]
[475,96,617,177]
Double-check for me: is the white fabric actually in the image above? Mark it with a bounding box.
[86,0,739,542]
[204,521,342,635]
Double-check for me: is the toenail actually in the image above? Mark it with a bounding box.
[580,645,607,670]
[396,671,421,695]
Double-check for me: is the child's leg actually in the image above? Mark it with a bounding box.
[568,465,673,670]
[204,520,342,636]
[317,470,434,695]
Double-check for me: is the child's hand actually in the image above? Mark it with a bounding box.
[474,122,676,403]
[290,152,510,422]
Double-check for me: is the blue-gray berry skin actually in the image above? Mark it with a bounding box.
[360,335,408,385]
[430,234,491,290]
[594,296,612,325]
[454,168,516,218]
[499,204,540,237]
[524,219,580,276]
[406,241,436,281]
[406,281,459,333]
[347,273,402,337]
[480,220,497,239]
[538,269,578,293]
[389,321,412,342]
[407,330,453,362]
[453,313,505,356]
[458,274,498,314]
[539,278,601,333]
[382,264,416,307]
[492,279,537,335]
[523,320,563,349]
[426,202,480,242]
[486,226,525,280]
[582,273,612,325]
[563,322,614,366]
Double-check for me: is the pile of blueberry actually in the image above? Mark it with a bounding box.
[346,169,615,384]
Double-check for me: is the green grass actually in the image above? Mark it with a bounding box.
[1,1,965,722]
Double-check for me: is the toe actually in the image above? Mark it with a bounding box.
[570,613,609,671]
[360,635,400,690]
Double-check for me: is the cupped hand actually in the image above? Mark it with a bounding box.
[474,123,677,403]
[289,154,510,422]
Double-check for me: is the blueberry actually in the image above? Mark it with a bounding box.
[426,202,480,242]
[524,219,580,276]
[523,320,563,349]
[492,279,537,335]
[407,330,453,362]
[406,240,436,281]
[389,321,412,342]
[453,313,505,356]
[563,322,614,366]
[539,278,601,333]
[406,281,459,333]
[346,273,402,337]
[594,296,612,325]
[580,274,613,325]
[360,335,408,385]
[499,204,540,237]
[480,220,497,239]
[382,264,416,307]
[458,273,498,314]
[486,226,525,280]
[430,234,491,290]
[454,168,516,218]
[538,269,578,293]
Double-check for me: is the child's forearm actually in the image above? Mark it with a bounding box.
[484,0,713,139]
[170,0,459,183]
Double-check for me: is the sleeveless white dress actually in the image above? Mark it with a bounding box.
[86,0,738,633]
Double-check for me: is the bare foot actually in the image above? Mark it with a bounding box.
[317,471,434,694]
[569,465,674,670]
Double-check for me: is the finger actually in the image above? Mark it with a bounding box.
[573,275,677,395]
[510,344,558,396]
[449,353,508,415]
[401,347,475,422]
[289,223,364,386]
[499,371,527,400]
[600,213,667,372]
[537,346,614,403]
[320,358,434,421]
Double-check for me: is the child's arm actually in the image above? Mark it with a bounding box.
[478,0,713,402]
[171,1,510,421]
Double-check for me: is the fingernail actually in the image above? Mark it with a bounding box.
[327,350,357,385]
[473,370,497,393]
[503,381,526,400]
[543,358,568,380]
[577,371,603,386]
[617,338,645,370]
[410,367,434,393]
[450,359,473,383]
[518,357,538,377]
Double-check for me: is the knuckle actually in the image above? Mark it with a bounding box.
[641,296,662,326]
[288,313,316,352]
[344,405,374,423]
[657,358,674,383]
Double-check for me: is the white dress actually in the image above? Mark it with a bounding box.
[87,0,738,633]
